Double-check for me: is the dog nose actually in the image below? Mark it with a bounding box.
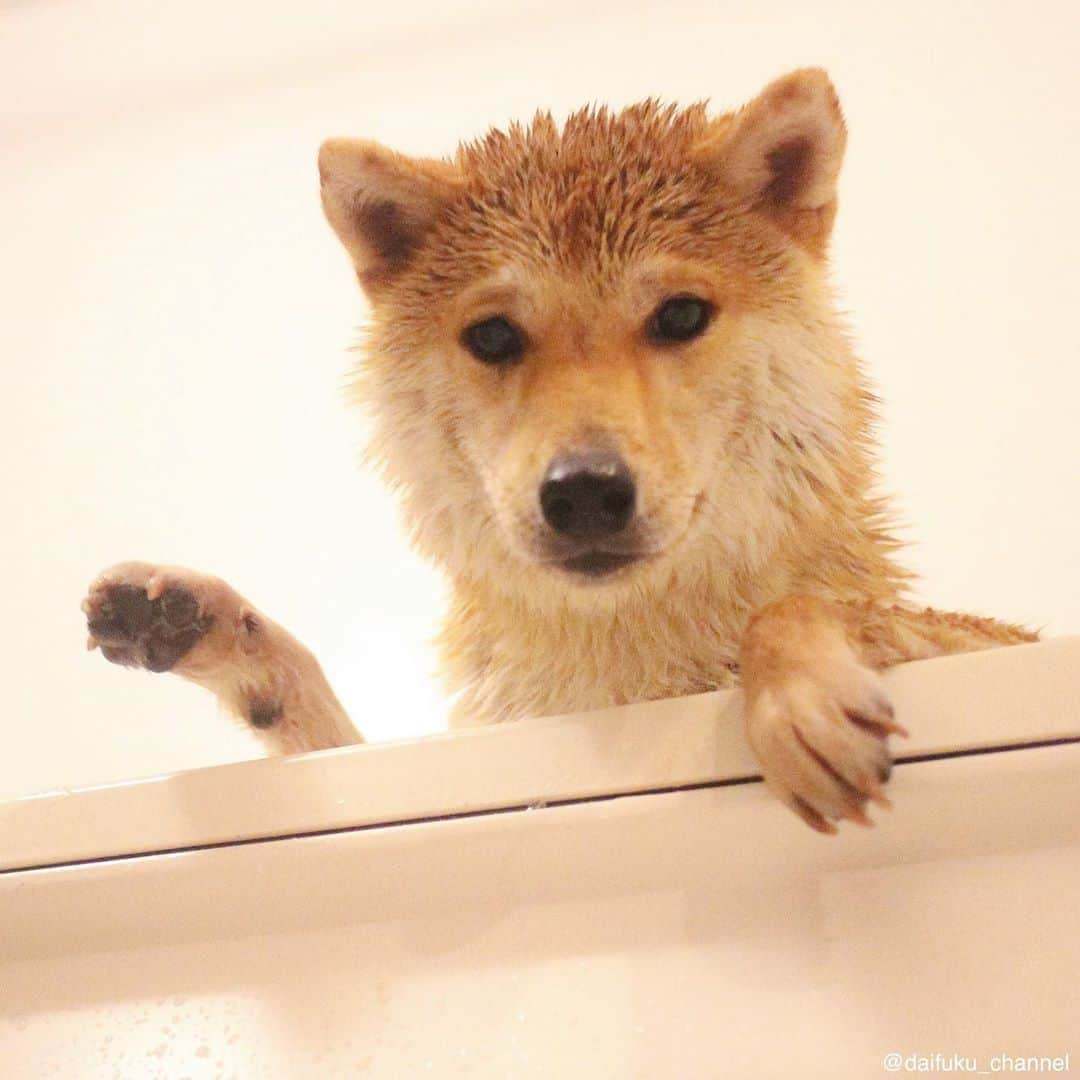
[539,451,636,539]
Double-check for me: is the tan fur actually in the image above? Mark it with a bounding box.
[84,69,1037,832]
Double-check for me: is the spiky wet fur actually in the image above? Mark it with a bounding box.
[86,69,1037,832]
[347,95,1013,727]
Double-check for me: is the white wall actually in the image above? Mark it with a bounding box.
[2,0,1078,799]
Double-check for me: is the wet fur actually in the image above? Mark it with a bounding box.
[85,69,1037,832]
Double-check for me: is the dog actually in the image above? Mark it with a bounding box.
[82,69,1037,833]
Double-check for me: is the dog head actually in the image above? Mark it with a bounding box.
[320,69,854,603]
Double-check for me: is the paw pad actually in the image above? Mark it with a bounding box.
[86,583,214,672]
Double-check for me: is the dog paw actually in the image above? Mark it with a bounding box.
[746,661,907,834]
[82,562,232,673]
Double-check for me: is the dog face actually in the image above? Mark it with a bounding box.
[320,70,850,600]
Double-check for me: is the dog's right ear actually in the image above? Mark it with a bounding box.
[318,139,464,295]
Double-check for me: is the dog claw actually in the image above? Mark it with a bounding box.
[790,795,838,835]
[870,788,893,810]
[844,802,874,828]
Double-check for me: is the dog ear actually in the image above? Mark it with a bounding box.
[694,68,847,254]
[318,138,464,293]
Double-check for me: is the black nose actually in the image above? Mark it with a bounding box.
[539,451,636,540]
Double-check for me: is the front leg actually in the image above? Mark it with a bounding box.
[740,595,1038,833]
[740,596,901,833]
[83,562,362,754]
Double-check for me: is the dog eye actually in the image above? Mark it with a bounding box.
[649,296,713,344]
[461,316,525,365]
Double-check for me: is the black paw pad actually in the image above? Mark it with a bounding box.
[88,584,215,672]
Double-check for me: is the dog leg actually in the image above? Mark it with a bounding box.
[83,562,362,754]
[739,595,1037,832]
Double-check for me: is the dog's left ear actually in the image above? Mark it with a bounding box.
[694,68,847,255]
[318,138,465,296]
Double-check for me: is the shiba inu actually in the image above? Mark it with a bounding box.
[82,69,1036,833]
